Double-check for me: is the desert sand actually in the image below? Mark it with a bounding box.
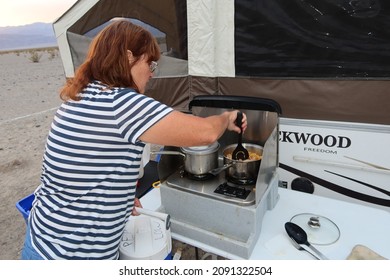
[0,49,204,260]
[0,50,64,260]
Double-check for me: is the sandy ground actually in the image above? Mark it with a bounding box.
[0,50,64,260]
[0,50,210,260]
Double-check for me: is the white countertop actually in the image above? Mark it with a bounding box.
[140,187,390,260]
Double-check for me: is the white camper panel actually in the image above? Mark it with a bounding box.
[53,0,99,77]
[278,118,390,212]
[187,0,235,77]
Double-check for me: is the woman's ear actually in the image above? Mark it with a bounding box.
[127,50,134,62]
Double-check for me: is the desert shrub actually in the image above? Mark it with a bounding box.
[47,49,57,60]
[28,50,43,63]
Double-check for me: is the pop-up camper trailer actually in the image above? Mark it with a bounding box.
[53,0,390,212]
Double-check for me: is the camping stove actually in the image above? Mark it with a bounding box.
[165,168,256,206]
[157,96,282,259]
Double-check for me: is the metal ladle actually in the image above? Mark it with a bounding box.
[232,111,249,160]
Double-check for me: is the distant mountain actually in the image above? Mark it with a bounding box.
[0,22,56,51]
[0,20,165,52]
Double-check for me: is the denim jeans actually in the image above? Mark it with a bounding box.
[21,221,44,260]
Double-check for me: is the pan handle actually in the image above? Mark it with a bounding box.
[150,151,186,158]
[208,163,234,176]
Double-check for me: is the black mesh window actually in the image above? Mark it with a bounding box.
[235,0,390,79]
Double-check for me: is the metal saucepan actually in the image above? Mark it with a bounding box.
[151,142,220,176]
[222,143,263,184]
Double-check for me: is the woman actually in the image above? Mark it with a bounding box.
[21,20,247,260]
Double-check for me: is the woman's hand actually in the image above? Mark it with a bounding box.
[131,198,143,216]
[227,111,247,134]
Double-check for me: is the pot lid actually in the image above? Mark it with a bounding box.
[181,142,220,154]
[119,216,172,260]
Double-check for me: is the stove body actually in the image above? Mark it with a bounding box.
[157,96,281,259]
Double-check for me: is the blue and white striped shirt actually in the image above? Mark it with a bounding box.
[29,81,173,259]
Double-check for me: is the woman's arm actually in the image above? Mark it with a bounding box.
[139,110,246,147]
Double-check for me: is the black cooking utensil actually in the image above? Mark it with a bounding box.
[232,111,249,160]
[284,222,329,260]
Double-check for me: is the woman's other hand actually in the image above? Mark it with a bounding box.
[131,198,143,216]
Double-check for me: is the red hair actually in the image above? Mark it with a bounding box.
[60,20,160,101]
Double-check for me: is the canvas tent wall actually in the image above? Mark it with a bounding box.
[53,0,390,125]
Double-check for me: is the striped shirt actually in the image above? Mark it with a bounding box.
[29,81,173,259]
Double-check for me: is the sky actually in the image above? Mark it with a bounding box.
[0,0,79,27]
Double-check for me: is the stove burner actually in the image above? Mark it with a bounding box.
[214,182,251,199]
[184,171,214,181]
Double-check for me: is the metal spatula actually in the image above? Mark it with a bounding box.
[232,111,249,160]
